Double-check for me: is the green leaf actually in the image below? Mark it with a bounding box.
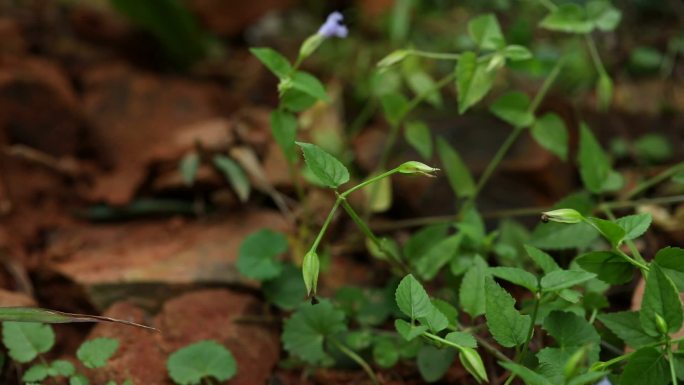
[634,134,673,164]
[77,338,119,369]
[270,110,298,163]
[406,70,442,107]
[403,224,449,261]
[654,247,684,291]
[282,300,347,364]
[468,14,505,50]
[640,263,683,336]
[250,47,292,79]
[432,299,459,329]
[395,274,433,320]
[576,251,634,284]
[70,374,90,385]
[586,1,622,31]
[499,361,552,385]
[530,222,599,250]
[445,331,477,348]
[237,229,287,281]
[413,234,461,281]
[302,250,319,296]
[619,347,668,385]
[530,113,568,161]
[437,137,476,198]
[23,364,48,382]
[281,89,317,112]
[543,311,600,347]
[404,121,433,159]
[598,311,660,349]
[460,256,488,317]
[524,245,560,274]
[419,301,449,333]
[489,267,538,292]
[296,142,349,188]
[502,45,533,61]
[49,360,75,377]
[212,155,250,202]
[291,71,327,101]
[263,263,306,310]
[456,51,496,114]
[616,213,652,240]
[417,345,456,383]
[541,270,596,292]
[179,152,199,186]
[166,340,236,385]
[589,217,625,247]
[373,339,399,368]
[380,93,409,126]
[578,123,621,193]
[489,91,534,128]
[484,277,530,347]
[395,319,428,341]
[0,308,153,329]
[2,322,54,363]
[596,74,613,110]
[540,4,593,34]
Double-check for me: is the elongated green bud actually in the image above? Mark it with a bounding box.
[397,161,439,177]
[655,313,668,335]
[459,347,488,383]
[302,250,320,296]
[564,346,587,378]
[377,50,409,68]
[541,208,585,224]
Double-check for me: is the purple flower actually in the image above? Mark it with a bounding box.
[317,11,348,38]
[596,378,612,385]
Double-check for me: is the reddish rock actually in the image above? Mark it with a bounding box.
[0,289,35,306]
[82,65,236,204]
[87,290,280,385]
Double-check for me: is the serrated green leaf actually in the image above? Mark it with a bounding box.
[437,137,476,198]
[524,245,560,274]
[456,51,496,114]
[640,263,683,336]
[77,338,119,369]
[586,1,622,31]
[432,299,458,329]
[2,322,54,363]
[70,374,89,385]
[540,4,593,34]
[23,364,48,382]
[166,340,236,385]
[445,331,477,348]
[281,89,316,112]
[578,123,621,193]
[460,256,488,317]
[531,113,568,160]
[541,270,596,292]
[417,345,456,383]
[655,247,684,291]
[543,311,599,347]
[576,251,633,284]
[404,121,433,159]
[250,47,292,79]
[413,234,461,281]
[489,266,539,292]
[373,339,399,368]
[589,217,625,247]
[380,93,409,126]
[270,110,298,163]
[291,71,327,101]
[282,301,346,364]
[395,274,432,320]
[419,301,449,333]
[395,319,428,341]
[468,14,505,50]
[485,277,530,347]
[616,213,652,240]
[263,263,306,310]
[530,222,599,250]
[237,229,287,280]
[179,152,199,186]
[619,347,668,385]
[598,311,660,348]
[489,91,534,128]
[212,155,250,202]
[296,142,349,188]
[50,360,75,377]
[499,361,552,385]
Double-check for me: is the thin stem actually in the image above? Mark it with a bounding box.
[408,50,461,61]
[503,292,541,385]
[310,197,342,252]
[600,204,646,264]
[342,168,399,198]
[330,339,379,385]
[668,342,679,385]
[585,34,608,77]
[625,162,684,200]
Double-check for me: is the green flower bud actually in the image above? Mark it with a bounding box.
[655,313,668,335]
[458,347,488,384]
[377,50,410,68]
[563,346,587,379]
[397,161,439,177]
[299,34,325,61]
[541,208,585,224]
[302,250,320,296]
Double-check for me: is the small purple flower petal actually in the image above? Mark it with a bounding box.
[317,11,348,38]
[596,378,612,385]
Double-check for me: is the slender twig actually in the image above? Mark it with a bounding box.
[625,162,684,200]
[585,34,608,77]
[330,339,379,385]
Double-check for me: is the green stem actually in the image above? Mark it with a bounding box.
[585,34,608,77]
[342,168,399,198]
[503,292,541,385]
[625,162,684,200]
[330,339,379,385]
[310,197,342,252]
[668,341,679,385]
[408,50,461,61]
[600,204,646,264]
